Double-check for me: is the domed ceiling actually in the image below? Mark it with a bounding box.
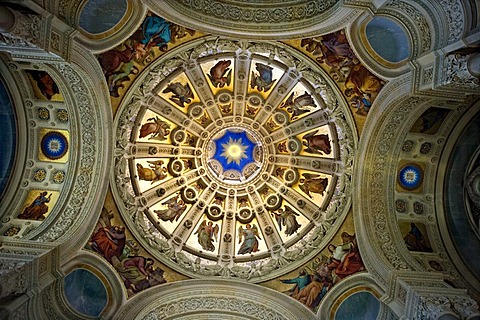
[112,36,356,281]
[5,1,480,318]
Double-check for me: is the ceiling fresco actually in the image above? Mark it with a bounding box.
[1,0,479,319]
[70,9,374,313]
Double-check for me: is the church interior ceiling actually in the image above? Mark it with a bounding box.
[0,0,479,319]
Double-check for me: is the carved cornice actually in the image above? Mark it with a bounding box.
[0,7,74,62]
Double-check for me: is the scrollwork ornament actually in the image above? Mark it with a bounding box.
[145,296,288,320]
[35,63,100,242]
[413,293,480,320]
[111,37,355,282]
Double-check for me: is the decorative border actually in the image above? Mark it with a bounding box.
[115,279,315,320]
[111,37,357,282]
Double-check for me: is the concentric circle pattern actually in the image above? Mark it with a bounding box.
[398,164,423,190]
[205,126,264,186]
[41,131,68,160]
[112,38,356,282]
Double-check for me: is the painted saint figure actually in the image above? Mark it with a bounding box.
[404,222,432,252]
[27,71,60,100]
[299,173,329,198]
[302,131,331,155]
[195,220,219,252]
[208,60,232,87]
[237,223,261,254]
[250,63,276,92]
[326,232,364,280]
[162,82,194,107]
[154,196,187,222]
[281,92,316,120]
[111,255,166,295]
[139,116,171,139]
[136,160,168,183]
[18,191,52,220]
[140,15,171,51]
[90,225,126,263]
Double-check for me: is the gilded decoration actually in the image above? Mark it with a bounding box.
[111,36,357,285]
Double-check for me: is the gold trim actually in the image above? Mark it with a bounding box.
[361,17,410,69]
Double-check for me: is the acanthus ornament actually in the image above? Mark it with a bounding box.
[443,53,480,90]
[34,63,99,242]
[413,294,480,320]
[0,261,30,298]
[144,296,287,320]
[0,9,42,49]
[439,0,464,43]
[165,0,338,24]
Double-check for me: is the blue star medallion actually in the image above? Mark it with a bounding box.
[207,128,263,183]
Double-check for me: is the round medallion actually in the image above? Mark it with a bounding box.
[204,126,264,185]
[112,39,356,282]
[398,164,423,190]
[41,131,68,160]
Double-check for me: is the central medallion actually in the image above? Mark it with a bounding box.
[206,127,263,185]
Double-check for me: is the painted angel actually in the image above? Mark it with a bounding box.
[136,160,168,183]
[162,81,194,107]
[250,63,276,92]
[237,223,261,254]
[195,220,219,252]
[281,92,316,120]
[302,130,332,155]
[139,116,171,140]
[154,195,187,222]
[276,205,302,236]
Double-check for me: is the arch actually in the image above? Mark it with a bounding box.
[115,279,315,320]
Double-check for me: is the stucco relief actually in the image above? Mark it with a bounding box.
[111,37,357,283]
[385,1,431,53]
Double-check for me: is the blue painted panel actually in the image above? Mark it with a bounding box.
[212,130,258,172]
[79,0,127,34]
[335,291,380,320]
[0,78,16,199]
[366,17,410,63]
[64,269,108,317]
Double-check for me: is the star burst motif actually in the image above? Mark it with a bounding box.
[220,137,249,165]
[402,168,418,184]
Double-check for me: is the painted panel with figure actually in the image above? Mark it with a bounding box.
[85,208,167,297]
[410,107,450,135]
[273,231,365,312]
[25,70,63,101]
[98,12,196,98]
[18,190,60,221]
[293,30,385,116]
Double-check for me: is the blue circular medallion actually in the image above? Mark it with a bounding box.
[41,131,68,160]
[206,127,264,184]
[398,164,423,190]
